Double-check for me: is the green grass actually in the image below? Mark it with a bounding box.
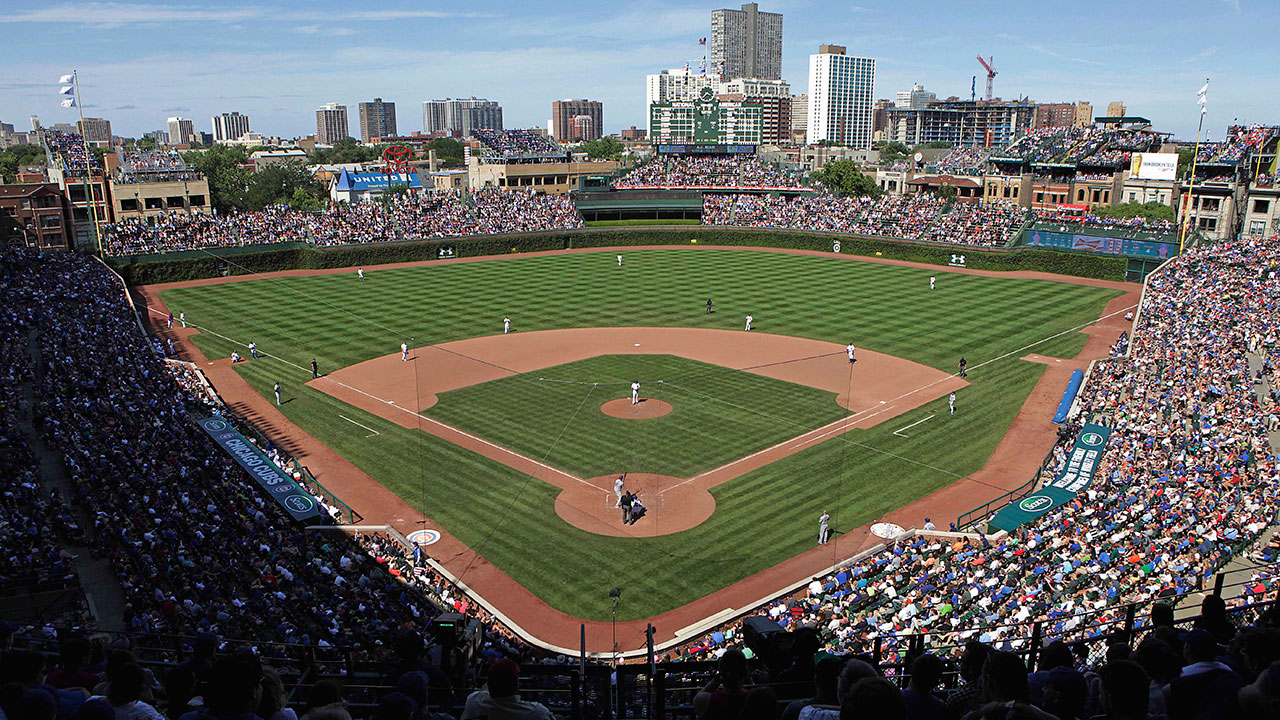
[585,218,701,226]
[427,354,849,478]
[160,247,1123,620]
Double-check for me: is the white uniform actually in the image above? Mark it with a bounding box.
[401,342,409,361]
[249,341,258,359]
[503,317,511,334]
[847,343,856,363]
[617,255,623,266]
[631,381,640,405]
[949,392,956,415]
[818,512,831,543]
[745,314,753,331]
[358,268,365,281]
[179,311,186,328]
[614,476,625,506]
[930,276,936,290]
[274,382,281,406]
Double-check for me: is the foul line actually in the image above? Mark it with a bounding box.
[893,415,934,438]
[338,414,380,437]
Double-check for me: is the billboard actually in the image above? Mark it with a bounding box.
[1129,152,1177,181]
[1026,230,1175,259]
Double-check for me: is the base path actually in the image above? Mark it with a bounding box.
[133,245,1140,654]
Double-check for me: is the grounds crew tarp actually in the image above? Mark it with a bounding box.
[988,423,1112,532]
[197,416,323,521]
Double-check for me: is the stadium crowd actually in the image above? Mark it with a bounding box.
[614,156,807,190]
[702,193,1029,246]
[101,190,583,255]
[674,234,1280,697]
[472,129,563,156]
[1035,209,1176,234]
[44,130,102,178]
[934,148,990,175]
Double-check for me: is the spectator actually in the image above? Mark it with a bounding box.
[1097,660,1149,720]
[1167,629,1243,720]
[89,663,164,720]
[902,653,944,720]
[460,658,551,720]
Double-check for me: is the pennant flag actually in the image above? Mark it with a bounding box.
[1197,79,1208,115]
[698,37,706,45]
[61,98,76,108]
[59,73,73,84]
[59,85,73,95]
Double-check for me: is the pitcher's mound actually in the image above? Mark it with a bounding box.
[600,398,673,419]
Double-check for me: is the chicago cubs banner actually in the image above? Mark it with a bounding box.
[196,416,323,521]
[988,423,1112,532]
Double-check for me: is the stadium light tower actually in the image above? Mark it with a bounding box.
[977,56,997,101]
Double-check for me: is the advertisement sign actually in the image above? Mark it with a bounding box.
[197,416,322,521]
[1129,152,1178,181]
[1026,230,1174,260]
[988,423,1112,532]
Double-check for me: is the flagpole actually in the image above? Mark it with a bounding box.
[72,70,104,256]
[1180,79,1208,255]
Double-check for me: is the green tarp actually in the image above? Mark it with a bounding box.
[988,423,1112,532]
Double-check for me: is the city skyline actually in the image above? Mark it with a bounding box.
[0,0,1272,142]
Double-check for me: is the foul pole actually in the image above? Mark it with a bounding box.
[72,70,105,256]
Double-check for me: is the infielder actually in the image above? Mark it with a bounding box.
[358,268,365,281]
[745,314,754,331]
[274,381,282,406]
[631,380,640,405]
[847,343,856,364]
[179,311,186,328]
[949,391,956,415]
[818,510,831,544]
[401,342,409,361]
[930,276,936,290]
[503,316,511,334]
[248,341,258,359]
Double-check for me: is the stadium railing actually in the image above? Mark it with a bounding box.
[953,443,1056,530]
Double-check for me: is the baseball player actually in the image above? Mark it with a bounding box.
[248,341,258,359]
[617,254,623,266]
[958,356,967,378]
[631,380,640,405]
[847,343,856,364]
[311,359,319,379]
[358,268,365,281]
[274,381,282,406]
[745,314,753,331]
[614,475,625,507]
[818,511,831,544]
[166,312,174,329]
[930,276,936,290]
[705,298,713,314]
[503,316,511,334]
[923,517,936,531]
[166,338,174,356]
[401,342,409,361]
[179,311,186,328]
[949,391,956,415]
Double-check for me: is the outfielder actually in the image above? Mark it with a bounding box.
[631,380,640,405]
[358,268,365,281]
[401,342,409,361]
[847,343,856,363]
[503,316,511,334]
[617,255,623,266]
[745,314,753,331]
[274,381,282,406]
[930,276,936,290]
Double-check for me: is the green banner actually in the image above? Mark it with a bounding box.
[197,416,323,521]
[988,423,1112,532]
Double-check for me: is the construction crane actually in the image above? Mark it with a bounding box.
[976,55,997,101]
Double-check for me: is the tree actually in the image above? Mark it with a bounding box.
[244,163,325,211]
[289,186,323,212]
[878,141,911,164]
[1177,146,1197,179]
[183,145,250,212]
[937,184,958,200]
[426,138,465,166]
[0,144,47,183]
[810,159,882,198]
[1095,201,1176,223]
[308,138,382,165]
[582,136,624,161]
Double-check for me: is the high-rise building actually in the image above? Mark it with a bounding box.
[550,99,603,142]
[1033,102,1076,130]
[1107,101,1126,117]
[211,112,251,143]
[358,98,397,143]
[421,98,502,137]
[167,117,195,146]
[710,3,783,81]
[806,45,875,148]
[895,83,937,110]
[1074,101,1093,128]
[76,117,112,147]
[791,94,808,138]
[716,78,790,144]
[316,103,350,144]
[884,100,1034,148]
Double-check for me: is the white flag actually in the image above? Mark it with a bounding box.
[1196,81,1209,99]
[61,98,76,108]
[60,85,74,95]
[59,74,74,84]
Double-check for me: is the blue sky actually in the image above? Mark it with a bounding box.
[0,0,1273,142]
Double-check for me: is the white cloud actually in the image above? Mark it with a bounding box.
[0,3,261,26]
[1182,47,1218,64]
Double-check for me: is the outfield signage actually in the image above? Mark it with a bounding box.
[196,416,322,521]
[988,423,1112,532]
[1129,152,1178,181]
[1026,230,1174,260]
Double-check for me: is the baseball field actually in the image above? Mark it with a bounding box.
[148,246,1125,627]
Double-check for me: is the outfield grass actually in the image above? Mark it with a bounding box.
[159,247,1122,620]
[427,354,849,478]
